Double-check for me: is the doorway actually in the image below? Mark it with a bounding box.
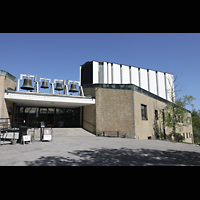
[14,106,80,128]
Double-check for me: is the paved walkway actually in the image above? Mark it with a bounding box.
[0,129,200,166]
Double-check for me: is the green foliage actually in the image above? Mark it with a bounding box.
[192,109,200,130]
[153,119,160,139]
[160,132,166,140]
[174,132,184,142]
[191,109,200,143]
[160,95,195,142]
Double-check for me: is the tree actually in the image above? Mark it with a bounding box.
[191,109,200,143]
[162,95,195,141]
[160,74,195,141]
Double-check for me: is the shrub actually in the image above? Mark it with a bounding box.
[173,132,184,142]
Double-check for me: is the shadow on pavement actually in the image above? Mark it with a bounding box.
[25,148,200,166]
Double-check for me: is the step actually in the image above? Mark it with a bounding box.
[52,128,95,137]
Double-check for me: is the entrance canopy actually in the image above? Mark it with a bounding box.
[5,91,95,108]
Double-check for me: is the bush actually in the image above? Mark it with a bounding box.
[159,131,164,140]
[166,132,173,141]
[193,127,200,144]
[157,131,184,143]
[173,132,184,142]
[164,132,184,142]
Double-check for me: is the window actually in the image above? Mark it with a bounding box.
[141,104,148,120]
[155,110,158,120]
[14,106,80,128]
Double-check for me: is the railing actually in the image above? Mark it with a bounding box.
[0,118,11,132]
[0,118,12,145]
[0,117,25,131]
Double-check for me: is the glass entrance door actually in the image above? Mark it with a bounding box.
[14,106,80,128]
[39,108,55,127]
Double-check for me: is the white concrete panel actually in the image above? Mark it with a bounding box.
[5,92,95,108]
[103,62,108,84]
[112,63,121,84]
[98,62,104,83]
[122,65,130,84]
[157,71,166,99]
[107,62,112,84]
[131,66,139,86]
[93,61,99,84]
[140,68,148,91]
[149,70,157,95]
[165,73,174,101]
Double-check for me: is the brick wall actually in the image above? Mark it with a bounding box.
[82,86,193,143]
[83,87,135,137]
[133,90,166,139]
[0,75,16,119]
[95,88,135,137]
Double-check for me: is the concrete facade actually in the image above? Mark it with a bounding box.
[80,61,175,102]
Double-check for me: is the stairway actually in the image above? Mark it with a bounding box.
[52,128,95,137]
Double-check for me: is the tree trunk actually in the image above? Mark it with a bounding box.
[172,105,176,137]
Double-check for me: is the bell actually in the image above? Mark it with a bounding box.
[69,82,78,93]
[55,81,63,91]
[41,79,49,89]
[21,77,34,90]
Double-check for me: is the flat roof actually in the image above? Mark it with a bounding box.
[81,60,173,75]
[0,70,17,82]
[4,91,95,108]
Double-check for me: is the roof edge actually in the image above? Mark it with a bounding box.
[81,60,173,75]
[0,70,17,82]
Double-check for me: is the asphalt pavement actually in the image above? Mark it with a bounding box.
[0,129,200,166]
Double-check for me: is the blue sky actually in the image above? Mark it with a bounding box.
[0,33,199,110]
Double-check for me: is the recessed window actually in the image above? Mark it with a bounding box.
[155,110,158,120]
[141,104,148,120]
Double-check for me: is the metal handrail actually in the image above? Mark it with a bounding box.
[0,118,11,132]
[0,118,11,145]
